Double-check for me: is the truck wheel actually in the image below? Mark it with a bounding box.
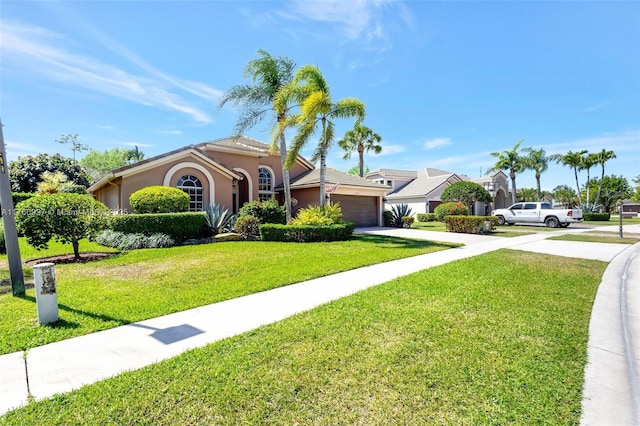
[496,215,505,225]
[545,216,560,228]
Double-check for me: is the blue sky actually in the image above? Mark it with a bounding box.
[1,0,638,192]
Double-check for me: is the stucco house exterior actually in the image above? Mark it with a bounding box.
[88,136,389,226]
[366,168,510,216]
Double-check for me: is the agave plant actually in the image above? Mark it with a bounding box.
[204,204,236,235]
[390,203,413,228]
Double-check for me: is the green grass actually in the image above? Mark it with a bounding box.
[582,216,640,226]
[1,250,606,424]
[0,236,456,354]
[548,233,640,244]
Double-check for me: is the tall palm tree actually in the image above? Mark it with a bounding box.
[218,50,297,221]
[522,147,548,201]
[278,65,365,206]
[593,149,616,209]
[338,124,382,177]
[550,150,588,208]
[488,140,525,205]
[580,152,597,210]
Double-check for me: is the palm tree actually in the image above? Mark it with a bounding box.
[580,152,597,210]
[550,150,588,207]
[488,140,525,205]
[279,65,365,206]
[522,147,548,201]
[218,50,297,222]
[338,124,382,177]
[593,149,616,209]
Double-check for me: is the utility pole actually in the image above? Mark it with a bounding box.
[0,119,25,296]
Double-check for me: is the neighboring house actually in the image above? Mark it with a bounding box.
[88,136,389,226]
[366,168,510,216]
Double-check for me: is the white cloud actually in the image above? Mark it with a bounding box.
[378,144,406,156]
[423,137,452,150]
[0,20,219,124]
[156,130,183,136]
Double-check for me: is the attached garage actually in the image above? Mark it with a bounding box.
[288,167,390,227]
[330,194,378,227]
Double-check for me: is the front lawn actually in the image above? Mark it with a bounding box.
[1,250,606,424]
[412,221,533,237]
[0,235,455,354]
[548,233,640,244]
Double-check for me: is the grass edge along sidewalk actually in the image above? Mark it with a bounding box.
[1,250,606,424]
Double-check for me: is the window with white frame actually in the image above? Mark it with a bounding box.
[177,175,204,211]
[258,167,273,201]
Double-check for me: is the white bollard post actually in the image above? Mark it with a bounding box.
[33,263,58,324]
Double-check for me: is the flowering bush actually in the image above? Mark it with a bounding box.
[434,202,469,221]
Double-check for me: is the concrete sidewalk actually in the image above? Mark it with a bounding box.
[1,225,638,417]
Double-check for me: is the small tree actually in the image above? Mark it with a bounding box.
[553,185,579,208]
[56,134,89,161]
[80,147,146,183]
[517,188,538,202]
[16,193,111,259]
[441,181,492,210]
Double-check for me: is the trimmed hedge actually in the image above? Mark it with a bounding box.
[383,210,393,227]
[583,212,610,221]
[12,193,36,206]
[238,199,286,224]
[444,215,499,234]
[434,202,469,221]
[259,222,355,242]
[417,213,437,222]
[108,212,209,241]
[129,186,190,214]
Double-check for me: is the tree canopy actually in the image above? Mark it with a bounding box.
[9,153,91,193]
[338,124,382,177]
[80,147,145,183]
[440,181,492,208]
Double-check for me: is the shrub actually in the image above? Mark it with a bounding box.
[417,213,437,222]
[9,153,91,193]
[12,193,36,206]
[96,230,174,250]
[444,215,499,234]
[108,212,208,241]
[583,212,610,221]
[291,203,343,226]
[259,222,355,242]
[15,193,111,259]
[434,202,469,221]
[390,203,413,228]
[234,215,260,239]
[129,186,190,214]
[383,210,393,227]
[238,198,285,224]
[60,184,88,194]
[402,216,415,228]
[204,204,236,235]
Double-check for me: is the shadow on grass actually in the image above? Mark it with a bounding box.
[353,234,459,249]
[18,294,130,329]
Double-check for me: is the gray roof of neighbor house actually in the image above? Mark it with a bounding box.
[288,167,391,190]
[386,169,462,199]
[366,168,418,179]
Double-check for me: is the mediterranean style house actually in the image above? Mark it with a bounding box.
[88,136,390,226]
[366,168,511,215]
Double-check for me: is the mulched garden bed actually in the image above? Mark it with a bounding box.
[24,252,120,266]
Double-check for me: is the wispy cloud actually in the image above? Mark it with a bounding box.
[156,130,183,136]
[5,140,47,160]
[119,141,154,148]
[586,100,612,112]
[378,144,406,156]
[0,20,219,124]
[423,137,452,150]
[542,130,640,156]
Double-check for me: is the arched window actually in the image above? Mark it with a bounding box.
[177,175,203,211]
[258,167,273,201]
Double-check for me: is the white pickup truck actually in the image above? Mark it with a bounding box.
[491,202,583,228]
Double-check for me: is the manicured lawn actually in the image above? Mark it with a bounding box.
[582,216,640,226]
[1,250,606,424]
[0,235,456,354]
